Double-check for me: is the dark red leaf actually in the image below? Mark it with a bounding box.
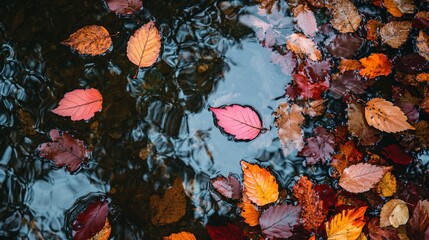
[368,218,400,240]
[259,204,301,239]
[314,184,336,211]
[329,71,367,99]
[299,127,335,165]
[293,73,329,100]
[72,200,109,240]
[381,144,414,165]
[394,54,429,74]
[414,17,429,30]
[206,224,246,240]
[211,173,241,200]
[37,129,90,172]
[326,33,363,58]
[407,200,429,240]
[304,59,331,83]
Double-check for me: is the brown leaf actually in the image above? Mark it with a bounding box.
[326,0,362,33]
[293,5,318,36]
[375,172,397,197]
[62,25,112,56]
[407,200,429,240]
[366,20,384,41]
[380,21,412,48]
[383,0,415,17]
[416,31,429,60]
[421,96,429,114]
[331,140,363,178]
[127,21,161,68]
[339,163,392,193]
[347,102,382,146]
[359,53,392,79]
[274,102,305,155]
[150,178,187,226]
[380,199,409,228]
[286,33,322,61]
[303,99,327,117]
[338,59,362,73]
[330,71,367,99]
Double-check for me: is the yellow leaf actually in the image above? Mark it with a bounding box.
[241,161,279,206]
[380,199,409,228]
[375,171,397,197]
[359,53,392,79]
[286,33,321,61]
[127,21,161,68]
[240,194,260,226]
[62,25,112,56]
[365,98,415,133]
[326,207,367,240]
[163,232,196,240]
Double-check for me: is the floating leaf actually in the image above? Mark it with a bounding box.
[90,219,111,240]
[210,104,264,141]
[52,88,103,121]
[206,224,246,240]
[326,33,363,58]
[383,0,415,17]
[326,0,362,33]
[299,127,335,165]
[292,73,329,100]
[338,59,362,73]
[271,51,296,75]
[241,161,279,206]
[211,173,241,200]
[407,200,429,239]
[417,72,429,82]
[163,232,196,240]
[380,199,409,228]
[368,218,400,240]
[37,129,90,172]
[330,71,367,99]
[416,30,429,60]
[150,178,187,226]
[62,25,112,56]
[127,21,161,68]
[303,99,327,117]
[326,207,367,240]
[293,5,317,36]
[240,194,260,227]
[380,21,412,48]
[366,20,383,41]
[375,172,397,197]
[347,102,382,146]
[286,33,322,61]
[274,102,305,155]
[72,200,109,240]
[259,204,301,239]
[105,0,142,15]
[331,140,363,177]
[365,98,415,133]
[359,53,392,79]
[339,163,392,193]
[382,144,414,165]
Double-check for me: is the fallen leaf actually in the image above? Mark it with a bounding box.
[326,0,362,33]
[304,59,331,82]
[293,5,318,36]
[240,194,260,226]
[380,199,409,228]
[293,176,327,231]
[105,0,142,15]
[339,163,392,193]
[326,207,367,240]
[271,51,296,75]
[359,53,392,79]
[241,161,279,206]
[331,140,363,177]
[52,88,103,121]
[303,99,327,117]
[330,71,367,99]
[394,53,429,74]
[315,184,336,211]
[127,21,161,68]
[211,173,241,200]
[72,200,109,240]
[414,11,429,30]
[347,102,382,146]
[326,33,363,58]
[206,224,246,240]
[90,219,111,240]
[338,59,362,73]
[209,104,264,141]
[299,126,335,165]
[380,21,412,48]
[407,200,429,240]
[365,98,415,133]
[375,172,397,197]
[150,178,187,226]
[259,204,301,239]
[417,72,429,82]
[366,20,384,41]
[382,144,414,165]
[62,25,112,56]
[37,129,90,172]
[421,96,429,114]
[286,33,322,61]
[293,73,329,100]
[307,0,324,8]
[163,232,196,240]
[368,218,400,240]
[383,0,415,17]
[274,102,305,155]
[416,31,429,60]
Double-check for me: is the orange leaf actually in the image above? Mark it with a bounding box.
[359,53,392,79]
[366,20,383,41]
[239,194,260,226]
[331,140,363,177]
[383,0,403,17]
[163,232,196,240]
[127,21,161,68]
[52,88,103,121]
[286,33,321,61]
[375,171,397,197]
[339,163,392,193]
[62,25,112,56]
[338,59,362,73]
[416,72,429,83]
[292,176,327,231]
[241,161,279,206]
[365,98,415,133]
[90,219,111,240]
[326,207,367,240]
[383,0,415,17]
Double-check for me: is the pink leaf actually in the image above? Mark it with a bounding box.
[293,5,318,36]
[105,0,142,15]
[271,51,297,75]
[52,88,103,121]
[211,173,241,200]
[339,163,392,193]
[259,204,301,239]
[72,200,109,240]
[37,129,90,172]
[209,104,264,141]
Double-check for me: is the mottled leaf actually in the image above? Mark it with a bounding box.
[383,0,415,17]
[286,33,322,61]
[105,0,142,15]
[52,88,103,121]
[407,200,429,240]
[326,0,362,33]
[417,30,429,60]
[338,59,362,73]
[366,20,384,41]
[62,25,112,56]
[293,5,318,36]
[330,71,367,99]
[240,194,260,226]
[292,73,329,100]
[331,140,363,177]
[359,53,392,79]
[274,102,305,155]
[375,172,397,197]
[271,51,296,76]
[347,102,382,146]
[259,204,301,239]
[368,218,400,240]
[339,163,392,193]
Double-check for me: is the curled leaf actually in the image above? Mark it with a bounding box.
[326,207,367,240]
[127,21,161,68]
[339,163,392,193]
[62,25,112,56]
[359,53,392,79]
[52,88,103,121]
[380,199,409,228]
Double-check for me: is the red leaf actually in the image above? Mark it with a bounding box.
[259,204,301,239]
[209,104,264,141]
[206,224,246,240]
[292,73,329,100]
[37,129,90,172]
[382,144,414,165]
[211,173,241,200]
[72,200,109,240]
[299,126,335,165]
[105,0,142,15]
[407,200,429,240]
[52,88,103,121]
[368,218,400,240]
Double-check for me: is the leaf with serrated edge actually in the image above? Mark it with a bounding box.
[127,21,161,68]
[339,163,392,193]
[326,207,367,240]
[259,204,301,239]
[52,88,103,121]
[62,25,112,56]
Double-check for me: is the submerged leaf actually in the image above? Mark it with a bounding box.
[211,174,241,200]
[326,0,362,33]
[293,73,329,100]
[326,207,367,240]
[326,33,363,58]
[127,21,161,68]
[72,200,109,240]
[416,30,429,60]
[293,5,318,36]
[274,102,305,155]
[330,71,367,99]
[52,88,103,121]
[299,127,335,165]
[206,224,246,240]
[90,219,111,240]
[380,199,409,228]
[62,25,112,56]
[105,0,142,15]
[380,21,412,48]
[339,163,392,193]
[368,218,400,240]
[259,204,301,239]
[359,53,392,79]
[286,33,322,61]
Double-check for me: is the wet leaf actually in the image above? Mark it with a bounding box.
[339,163,392,193]
[150,178,187,226]
[407,200,429,240]
[211,173,241,200]
[375,172,397,197]
[326,207,367,240]
[240,194,260,226]
[380,21,412,48]
[72,200,109,240]
[127,21,161,68]
[299,126,335,165]
[209,104,264,141]
[330,71,367,99]
[394,54,429,74]
[331,140,363,177]
[90,219,111,240]
[416,30,429,60]
[62,25,112,56]
[286,33,322,61]
[163,232,196,240]
[326,33,363,58]
[241,161,279,206]
[259,204,301,239]
[368,218,400,240]
[37,129,90,172]
[383,0,415,17]
[303,99,327,117]
[421,96,429,114]
[417,72,429,82]
[293,5,318,36]
[274,102,305,155]
[105,0,142,15]
[382,144,414,165]
[365,98,415,133]
[271,51,296,75]
[292,73,329,100]
[293,176,327,231]
[52,88,103,121]
[206,224,246,240]
[359,53,392,79]
[326,0,362,33]
[380,199,409,228]
[347,102,382,146]
[366,20,384,41]
[414,11,429,30]
[338,59,362,73]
